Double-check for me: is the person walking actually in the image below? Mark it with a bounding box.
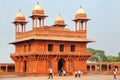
[114,69,117,79]
[48,68,53,79]
[115,67,118,73]
[78,70,81,78]
[63,70,66,76]
[74,70,78,78]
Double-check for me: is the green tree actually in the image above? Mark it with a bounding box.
[87,48,108,62]
[115,52,120,62]
[106,55,117,62]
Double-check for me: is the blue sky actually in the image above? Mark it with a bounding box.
[0,0,120,63]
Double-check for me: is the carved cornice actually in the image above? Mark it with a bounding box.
[10,52,92,62]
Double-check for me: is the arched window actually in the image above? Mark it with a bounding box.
[102,64,107,71]
[97,64,100,71]
[109,65,111,71]
[87,65,90,71]
[92,65,95,71]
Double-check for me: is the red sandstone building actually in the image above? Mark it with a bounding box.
[9,2,94,76]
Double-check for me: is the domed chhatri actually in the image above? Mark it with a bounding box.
[32,2,44,15]
[15,10,26,22]
[75,7,87,19]
[54,14,65,26]
[30,2,48,28]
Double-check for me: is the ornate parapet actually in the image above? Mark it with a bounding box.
[15,27,88,42]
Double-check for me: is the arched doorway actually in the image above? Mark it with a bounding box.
[58,58,65,72]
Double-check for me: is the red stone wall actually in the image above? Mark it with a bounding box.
[15,40,87,54]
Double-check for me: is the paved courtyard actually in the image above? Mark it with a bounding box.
[0,74,119,80]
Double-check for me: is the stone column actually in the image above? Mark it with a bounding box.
[85,21,87,30]
[95,64,97,71]
[39,18,41,28]
[41,18,44,27]
[32,19,34,29]
[0,65,1,72]
[23,25,26,32]
[15,24,17,33]
[100,64,102,72]
[21,62,24,72]
[75,22,77,31]
[35,18,38,28]
[6,65,8,72]
[21,25,23,32]
[81,21,83,30]
[107,64,109,71]
[33,61,37,73]
[89,64,92,71]
[18,24,20,32]
[79,21,81,30]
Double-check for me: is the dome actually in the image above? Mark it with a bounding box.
[15,10,26,22]
[55,15,64,21]
[16,10,24,17]
[75,7,87,19]
[33,3,43,10]
[54,14,65,25]
[32,2,44,15]
[77,7,85,14]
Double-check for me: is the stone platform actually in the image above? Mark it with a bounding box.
[0,74,119,80]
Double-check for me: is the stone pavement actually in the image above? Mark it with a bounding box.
[0,74,120,80]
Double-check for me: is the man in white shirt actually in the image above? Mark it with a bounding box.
[48,68,53,79]
[78,70,81,78]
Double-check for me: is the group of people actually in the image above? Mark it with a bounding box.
[58,67,66,76]
[48,68,66,79]
[74,70,82,78]
[48,68,82,79]
[48,67,118,79]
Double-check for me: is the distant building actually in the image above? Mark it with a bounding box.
[0,63,15,76]
[9,2,94,76]
[87,62,120,75]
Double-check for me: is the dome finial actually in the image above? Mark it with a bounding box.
[80,6,82,8]
[59,13,61,16]
[55,14,64,21]
[77,6,85,14]
[74,6,87,19]
[16,9,24,17]
[37,1,39,5]
[19,9,21,12]
[15,9,26,22]
[33,2,43,10]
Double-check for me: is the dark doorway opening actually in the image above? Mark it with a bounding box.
[24,61,27,72]
[58,58,65,72]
